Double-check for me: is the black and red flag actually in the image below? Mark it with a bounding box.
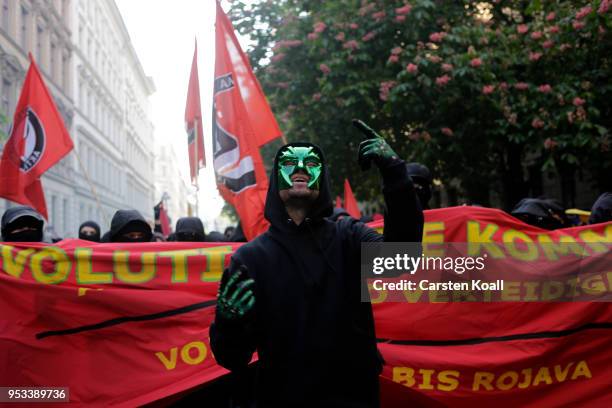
[185,41,205,184]
[153,200,171,237]
[0,54,74,219]
[213,1,282,240]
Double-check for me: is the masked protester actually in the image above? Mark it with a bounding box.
[79,221,101,242]
[406,162,433,209]
[511,198,570,230]
[588,192,612,224]
[224,226,236,240]
[1,206,45,242]
[175,217,206,242]
[109,210,152,243]
[210,120,423,407]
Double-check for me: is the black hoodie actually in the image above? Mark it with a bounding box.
[210,142,423,407]
[1,206,45,242]
[109,210,152,243]
[79,221,101,242]
[175,217,206,242]
[589,192,612,224]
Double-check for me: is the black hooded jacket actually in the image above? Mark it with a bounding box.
[79,221,101,242]
[589,192,612,224]
[210,142,423,407]
[1,206,45,242]
[109,210,152,243]
[175,217,206,242]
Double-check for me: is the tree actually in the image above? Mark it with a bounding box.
[230,0,612,209]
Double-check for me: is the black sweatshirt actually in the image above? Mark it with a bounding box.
[210,142,423,407]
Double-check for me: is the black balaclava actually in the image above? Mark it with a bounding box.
[109,210,152,243]
[79,221,101,242]
[589,192,612,224]
[406,162,432,210]
[511,198,569,230]
[175,217,206,242]
[1,206,44,242]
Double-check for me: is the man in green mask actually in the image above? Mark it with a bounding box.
[211,120,424,407]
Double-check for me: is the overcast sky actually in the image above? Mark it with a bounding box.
[115,0,236,230]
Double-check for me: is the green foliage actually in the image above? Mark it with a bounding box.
[230,0,612,208]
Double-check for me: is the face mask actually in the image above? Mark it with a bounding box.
[277,146,322,190]
[4,229,43,242]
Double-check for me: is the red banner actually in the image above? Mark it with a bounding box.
[0,207,610,406]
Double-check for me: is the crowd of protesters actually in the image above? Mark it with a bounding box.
[1,162,610,244]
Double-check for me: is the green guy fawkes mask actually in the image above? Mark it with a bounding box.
[277,146,322,190]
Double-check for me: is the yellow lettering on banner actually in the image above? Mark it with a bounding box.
[418,369,435,390]
[114,251,156,283]
[368,284,388,304]
[201,246,233,282]
[496,371,519,390]
[503,230,538,261]
[554,362,574,382]
[429,290,449,303]
[393,367,416,387]
[472,371,495,391]
[181,341,207,365]
[532,367,553,386]
[156,347,178,370]
[467,222,504,258]
[75,248,112,284]
[579,225,611,254]
[437,370,460,392]
[1,245,35,278]
[423,222,445,256]
[581,274,608,296]
[517,368,532,389]
[523,281,540,301]
[77,287,103,296]
[537,235,585,261]
[500,281,521,301]
[541,281,564,301]
[403,289,424,303]
[157,249,202,283]
[30,247,71,284]
[571,360,592,380]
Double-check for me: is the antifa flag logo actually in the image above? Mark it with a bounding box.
[7,107,46,173]
[213,73,257,194]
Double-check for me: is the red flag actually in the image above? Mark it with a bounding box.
[344,179,362,219]
[185,41,205,184]
[154,201,171,237]
[0,55,73,219]
[213,2,281,240]
[335,195,343,208]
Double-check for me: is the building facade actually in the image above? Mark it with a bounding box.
[0,0,155,237]
[154,142,193,229]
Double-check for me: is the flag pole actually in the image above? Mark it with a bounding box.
[73,148,109,226]
[194,118,200,216]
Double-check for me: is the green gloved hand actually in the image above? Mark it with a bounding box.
[353,119,400,171]
[216,265,255,321]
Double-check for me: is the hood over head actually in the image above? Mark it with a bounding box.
[511,198,568,230]
[589,192,612,224]
[109,209,152,242]
[1,206,44,242]
[328,207,351,222]
[175,217,206,242]
[79,220,101,242]
[264,142,333,230]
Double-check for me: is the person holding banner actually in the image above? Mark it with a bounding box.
[1,205,45,242]
[210,120,423,407]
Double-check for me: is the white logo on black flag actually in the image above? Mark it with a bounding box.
[213,73,257,193]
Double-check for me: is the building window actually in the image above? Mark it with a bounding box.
[1,0,9,31]
[20,6,28,48]
[62,53,69,91]
[36,25,43,63]
[50,41,56,81]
